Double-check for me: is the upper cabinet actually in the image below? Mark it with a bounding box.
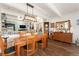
[55,20,71,33]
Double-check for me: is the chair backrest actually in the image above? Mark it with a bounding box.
[26,36,36,55]
[26,36,36,44]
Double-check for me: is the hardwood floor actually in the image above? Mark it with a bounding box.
[34,40,79,56]
[1,39,79,56]
[10,40,79,56]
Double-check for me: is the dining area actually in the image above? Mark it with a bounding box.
[0,3,48,56]
[0,3,79,56]
[0,31,48,56]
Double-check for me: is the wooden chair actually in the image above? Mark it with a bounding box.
[14,36,27,56]
[23,36,36,56]
[0,36,15,56]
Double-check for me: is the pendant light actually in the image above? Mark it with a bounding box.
[24,3,36,22]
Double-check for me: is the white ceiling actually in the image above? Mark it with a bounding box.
[54,3,79,15]
[1,3,79,20]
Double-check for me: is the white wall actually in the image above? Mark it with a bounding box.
[51,12,79,43]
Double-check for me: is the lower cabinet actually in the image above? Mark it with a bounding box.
[53,32,72,43]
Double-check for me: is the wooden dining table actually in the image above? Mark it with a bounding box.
[14,35,46,56]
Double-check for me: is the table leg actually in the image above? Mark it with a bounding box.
[41,40,46,49]
[16,46,20,56]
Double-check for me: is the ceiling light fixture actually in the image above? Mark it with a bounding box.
[24,3,37,22]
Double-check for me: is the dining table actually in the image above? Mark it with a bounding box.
[14,34,46,56]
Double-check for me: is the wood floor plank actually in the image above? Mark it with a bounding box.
[4,39,79,56]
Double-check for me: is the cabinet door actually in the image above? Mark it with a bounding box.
[44,22,49,32]
[63,33,72,43]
